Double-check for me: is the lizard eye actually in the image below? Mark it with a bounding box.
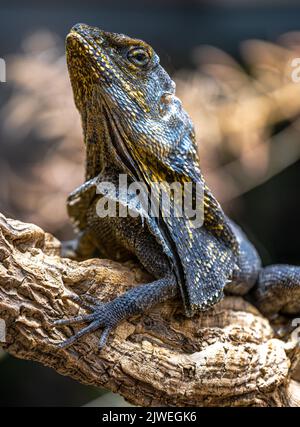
[127,47,150,67]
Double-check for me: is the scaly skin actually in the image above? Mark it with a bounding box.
[55,24,300,349]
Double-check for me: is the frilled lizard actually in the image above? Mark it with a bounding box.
[54,23,300,348]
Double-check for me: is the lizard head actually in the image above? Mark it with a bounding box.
[66,23,199,181]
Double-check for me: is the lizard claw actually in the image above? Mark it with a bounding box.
[98,327,112,350]
[61,293,102,311]
[54,296,119,350]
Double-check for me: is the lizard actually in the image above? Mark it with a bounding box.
[54,23,300,349]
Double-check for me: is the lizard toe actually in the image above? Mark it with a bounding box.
[54,300,120,349]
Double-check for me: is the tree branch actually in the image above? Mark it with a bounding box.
[0,212,299,406]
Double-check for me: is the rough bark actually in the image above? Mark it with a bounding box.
[0,212,299,407]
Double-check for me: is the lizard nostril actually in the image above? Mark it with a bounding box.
[71,23,89,35]
[158,93,174,116]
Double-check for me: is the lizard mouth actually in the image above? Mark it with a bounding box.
[66,32,104,74]
[66,26,114,85]
[66,25,141,181]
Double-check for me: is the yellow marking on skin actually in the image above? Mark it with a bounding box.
[187,228,193,239]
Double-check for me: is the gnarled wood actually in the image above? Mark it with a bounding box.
[0,212,299,406]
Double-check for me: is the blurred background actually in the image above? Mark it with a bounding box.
[1,0,300,406]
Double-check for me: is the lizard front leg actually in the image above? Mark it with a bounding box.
[54,217,178,349]
[54,274,177,349]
